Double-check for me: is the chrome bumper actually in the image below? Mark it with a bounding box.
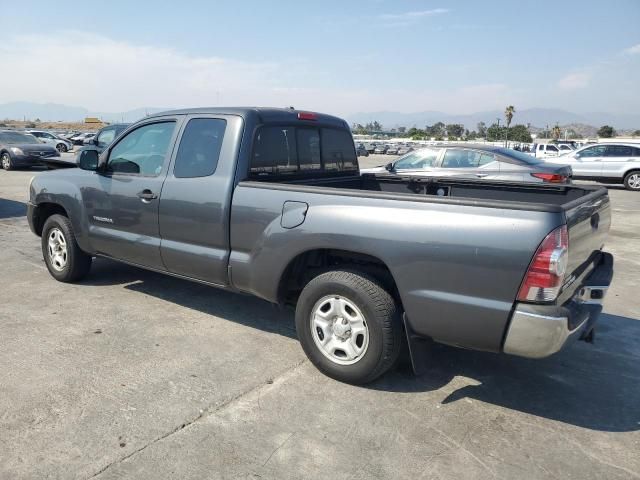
[503,253,612,358]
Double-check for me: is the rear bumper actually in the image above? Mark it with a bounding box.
[503,252,613,358]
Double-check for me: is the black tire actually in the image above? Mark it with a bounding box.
[41,214,92,282]
[56,143,68,153]
[623,171,640,191]
[1,152,13,171]
[295,270,403,384]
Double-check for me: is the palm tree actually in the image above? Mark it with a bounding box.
[504,105,515,128]
[552,124,562,140]
[504,105,515,146]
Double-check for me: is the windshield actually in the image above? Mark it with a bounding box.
[0,132,40,144]
[393,148,440,169]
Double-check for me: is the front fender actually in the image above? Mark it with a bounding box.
[30,173,92,252]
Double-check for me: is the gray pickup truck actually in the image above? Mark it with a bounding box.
[27,108,613,384]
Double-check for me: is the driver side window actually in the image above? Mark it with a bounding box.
[107,122,175,176]
[393,149,439,170]
[580,146,606,157]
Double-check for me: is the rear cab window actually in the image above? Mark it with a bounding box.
[250,126,357,177]
[173,118,227,178]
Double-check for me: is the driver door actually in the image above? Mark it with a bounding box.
[568,145,606,178]
[81,118,181,269]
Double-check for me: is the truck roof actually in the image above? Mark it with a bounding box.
[147,107,349,128]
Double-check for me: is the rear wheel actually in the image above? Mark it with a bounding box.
[41,214,92,282]
[1,152,13,171]
[624,171,640,191]
[295,270,403,384]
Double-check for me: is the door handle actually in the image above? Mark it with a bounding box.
[475,173,489,178]
[137,189,157,202]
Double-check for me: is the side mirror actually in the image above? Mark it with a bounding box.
[78,149,99,171]
[91,138,99,146]
[385,162,394,172]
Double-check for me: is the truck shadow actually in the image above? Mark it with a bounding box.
[372,313,640,432]
[85,258,297,340]
[0,198,27,219]
[83,258,639,433]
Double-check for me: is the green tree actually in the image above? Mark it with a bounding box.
[633,129,640,137]
[551,124,562,140]
[476,121,487,138]
[426,122,445,138]
[407,127,425,140]
[372,121,382,132]
[597,125,616,138]
[446,123,465,139]
[397,126,406,134]
[508,124,533,143]
[486,123,506,141]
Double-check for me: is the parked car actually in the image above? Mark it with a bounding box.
[385,145,400,155]
[70,132,93,145]
[355,144,369,157]
[0,131,60,170]
[82,133,97,145]
[364,143,376,154]
[79,123,131,155]
[396,145,414,156]
[26,130,73,153]
[361,144,572,183]
[373,144,387,154]
[545,143,640,190]
[27,107,612,385]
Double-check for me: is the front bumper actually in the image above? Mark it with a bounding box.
[12,153,60,166]
[503,252,613,358]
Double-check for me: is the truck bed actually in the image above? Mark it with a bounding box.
[248,172,605,212]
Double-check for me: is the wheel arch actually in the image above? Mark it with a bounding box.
[31,202,69,236]
[276,248,401,307]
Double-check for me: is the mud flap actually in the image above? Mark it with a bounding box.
[403,313,432,376]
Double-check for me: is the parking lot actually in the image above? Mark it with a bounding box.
[1,164,639,479]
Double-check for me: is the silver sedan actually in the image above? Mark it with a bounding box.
[362,144,572,184]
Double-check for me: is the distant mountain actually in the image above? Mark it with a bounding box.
[347,108,640,131]
[0,101,167,124]
[3,101,640,131]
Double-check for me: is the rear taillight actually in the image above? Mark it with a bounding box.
[297,112,317,121]
[517,225,569,302]
[531,173,567,183]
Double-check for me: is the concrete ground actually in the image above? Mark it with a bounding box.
[1,160,639,479]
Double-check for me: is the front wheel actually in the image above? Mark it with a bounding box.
[624,171,640,191]
[295,270,403,384]
[56,143,68,153]
[1,152,13,170]
[41,214,92,282]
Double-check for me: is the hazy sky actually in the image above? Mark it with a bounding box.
[1,0,639,115]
